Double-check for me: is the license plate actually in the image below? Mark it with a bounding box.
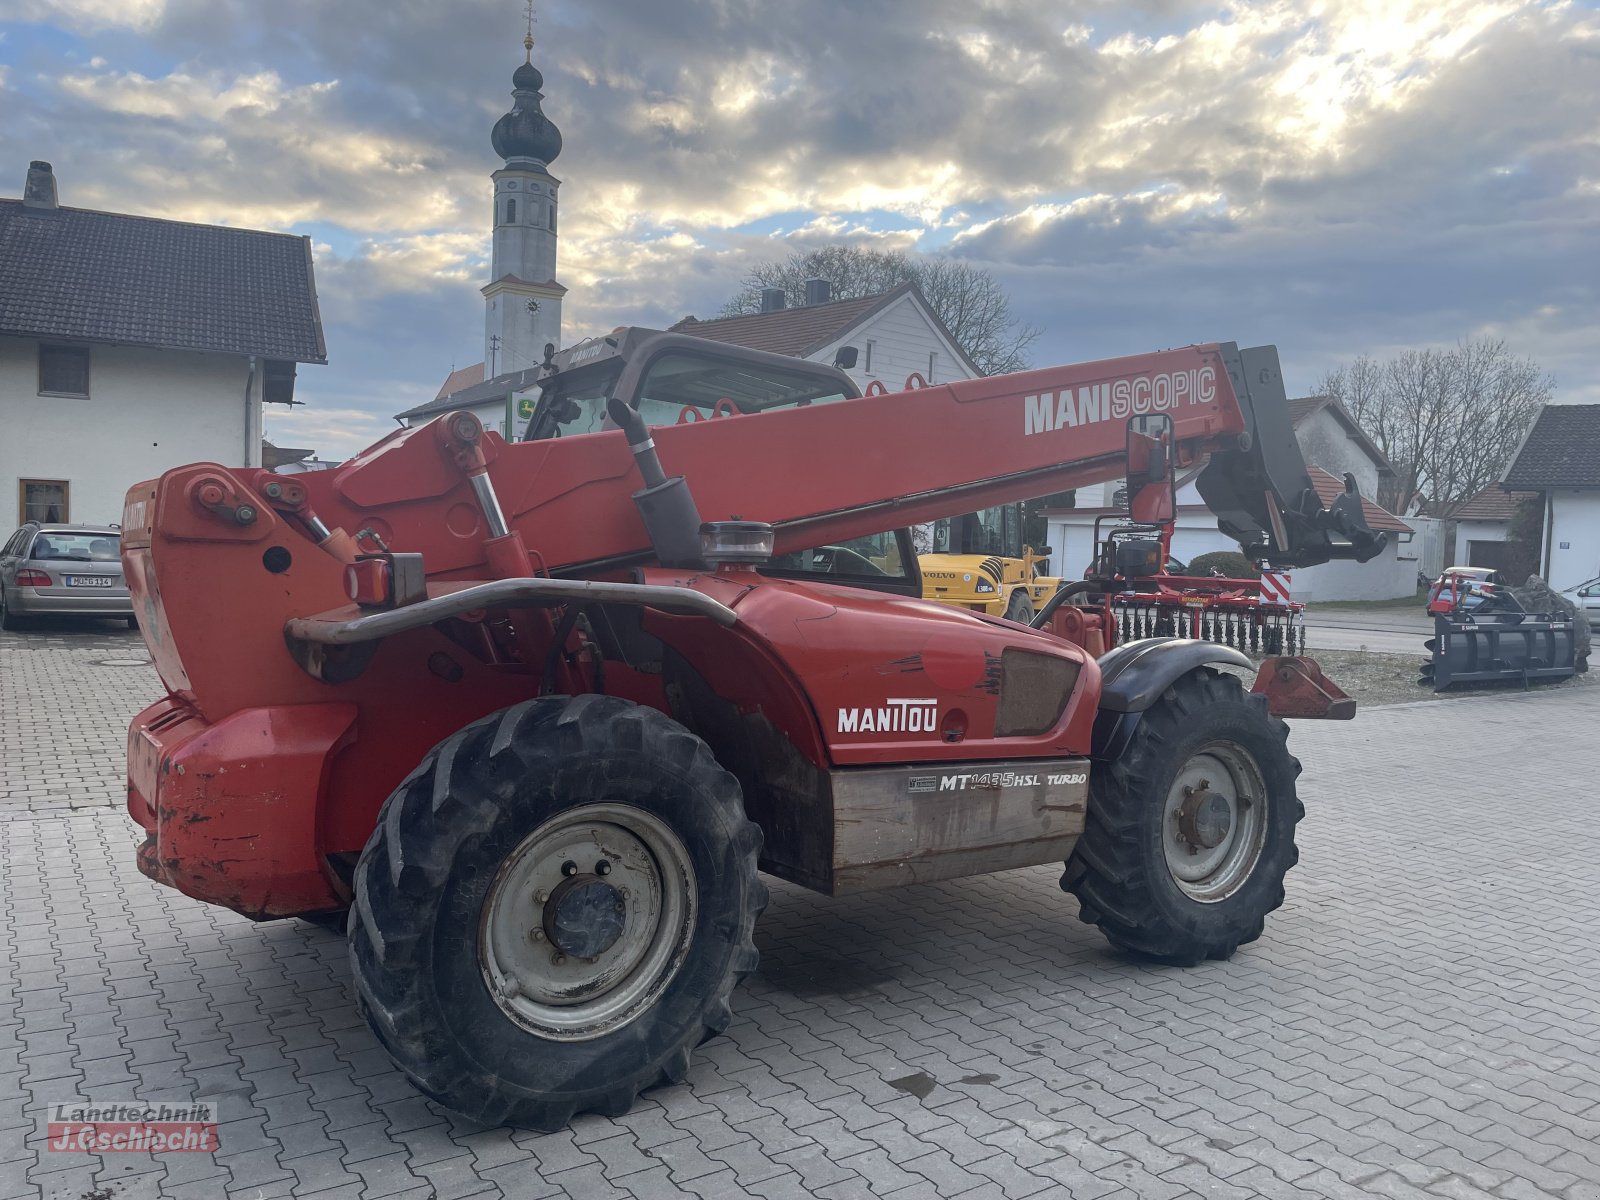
[65,575,116,588]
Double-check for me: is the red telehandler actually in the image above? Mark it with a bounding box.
[122,333,1384,1129]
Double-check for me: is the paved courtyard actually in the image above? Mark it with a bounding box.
[3,623,1599,1200]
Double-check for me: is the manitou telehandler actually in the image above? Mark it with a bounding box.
[123,333,1384,1130]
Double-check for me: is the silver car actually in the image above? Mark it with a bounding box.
[1558,577,1600,631]
[0,523,135,629]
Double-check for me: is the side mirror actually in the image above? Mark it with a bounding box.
[833,346,859,370]
[1125,413,1176,525]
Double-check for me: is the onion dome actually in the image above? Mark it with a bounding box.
[491,56,562,167]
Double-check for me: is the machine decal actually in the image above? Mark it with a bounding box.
[836,698,938,734]
[928,769,1089,792]
[1024,366,1217,435]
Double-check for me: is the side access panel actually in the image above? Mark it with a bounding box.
[827,758,1090,893]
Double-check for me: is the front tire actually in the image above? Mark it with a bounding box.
[1064,667,1302,964]
[1004,590,1033,623]
[349,695,765,1129]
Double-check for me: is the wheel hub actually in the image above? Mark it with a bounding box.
[1176,782,1232,850]
[478,803,697,1042]
[1161,744,1268,902]
[543,874,627,959]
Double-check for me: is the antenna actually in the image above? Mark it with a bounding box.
[523,0,536,61]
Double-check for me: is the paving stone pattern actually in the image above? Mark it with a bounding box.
[3,624,1599,1199]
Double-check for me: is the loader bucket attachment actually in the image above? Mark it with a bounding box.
[1420,611,1579,691]
[1250,656,1357,720]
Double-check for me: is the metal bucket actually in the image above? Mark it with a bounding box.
[1420,611,1578,690]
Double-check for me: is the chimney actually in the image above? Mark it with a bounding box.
[759,286,786,313]
[23,161,59,210]
[804,277,832,306]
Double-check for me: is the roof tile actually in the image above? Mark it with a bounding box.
[669,285,910,358]
[1503,405,1600,489]
[0,199,325,362]
[1450,484,1519,521]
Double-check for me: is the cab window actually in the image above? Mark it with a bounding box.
[931,504,1023,557]
[525,349,850,440]
[763,530,919,597]
[633,351,849,425]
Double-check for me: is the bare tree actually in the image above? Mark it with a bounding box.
[1315,338,1552,513]
[722,246,1040,376]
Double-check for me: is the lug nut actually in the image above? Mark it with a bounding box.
[552,953,567,966]
[595,860,612,876]
[534,890,548,903]
[561,860,578,877]
[529,929,545,942]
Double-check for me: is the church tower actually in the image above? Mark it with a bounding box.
[483,28,564,377]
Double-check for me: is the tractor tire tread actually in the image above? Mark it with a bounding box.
[349,695,764,1131]
[1062,667,1301,965]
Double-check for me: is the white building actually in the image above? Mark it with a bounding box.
[1,160,325,527]
[1041,394,1418,601]
[1503,404,1600,589]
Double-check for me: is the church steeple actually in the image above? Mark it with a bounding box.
[483,12,564,381]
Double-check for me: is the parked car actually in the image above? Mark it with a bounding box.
[1558,577,1600,631]
[0,523,135,629]
[1424,566,1505,616]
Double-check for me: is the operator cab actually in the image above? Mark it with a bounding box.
[524,327,858,441]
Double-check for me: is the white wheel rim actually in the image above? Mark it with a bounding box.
[478,802,697,1042]
[1161,743,1268,903]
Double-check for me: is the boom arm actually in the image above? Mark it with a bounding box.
[305,337,1382,582]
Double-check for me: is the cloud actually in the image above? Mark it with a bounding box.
[1,0,1596,458]
[7,0,168,32]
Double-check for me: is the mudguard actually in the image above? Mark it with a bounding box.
[1090,637,1251,761]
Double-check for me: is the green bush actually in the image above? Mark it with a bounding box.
[1185,550,1260,579]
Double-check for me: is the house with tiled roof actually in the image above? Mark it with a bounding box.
[1042,394,1421,601]
[670,280,981,392]
[1,160,325,525]
[1436,483,1521,570]
[1503,404,1600,587]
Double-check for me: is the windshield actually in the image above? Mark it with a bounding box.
[525,349,851,440]
[30,532,120,562]
[930,504,1024,558]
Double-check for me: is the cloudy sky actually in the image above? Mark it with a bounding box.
[3,0,1597,459]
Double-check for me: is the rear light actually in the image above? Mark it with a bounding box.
[15,568,51,587]
[345,559,393,607]
[344,552,427,608]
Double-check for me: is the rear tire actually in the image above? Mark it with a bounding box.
[0,589,20,631]
[1064,667,1302,964]
[348,695,765,1130]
